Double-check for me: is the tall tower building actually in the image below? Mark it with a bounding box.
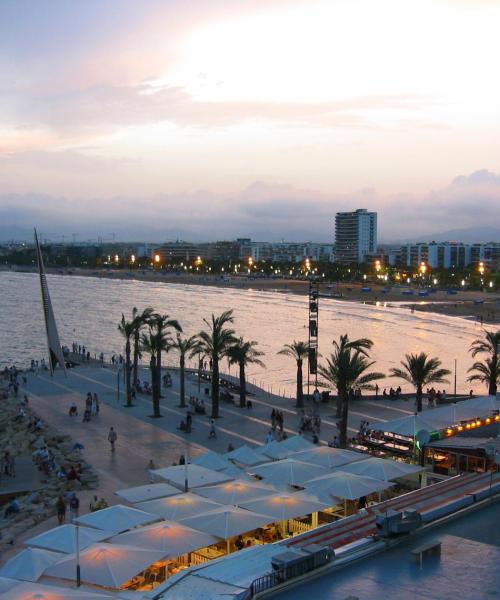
[335,209,377,264]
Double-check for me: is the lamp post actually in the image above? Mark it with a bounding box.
[454,358,457,399]
[74,518,81,587]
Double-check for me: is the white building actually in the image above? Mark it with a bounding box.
[335,209,377,264]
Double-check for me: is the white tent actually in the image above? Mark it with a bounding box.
[378,414,446,436]
[256,441,291,461]
[192,451,232,472]
[109,521,218,556]
[306,471,393,501]
[26,524,113,554]
[239,493,329,521]
[0,548,65,582]
[195,480,277,505]
[115,483,182,504]
[290,446,366,469]
[76,505,159,534]
[152,464,233,489]
[44,543,165,588]
[181,506,274,539]
[219,463,253,482]
[136,493,223,521]
[280,436,315,453]
[224,445,264,467]
[1,581,112,599]
[338,457,424,481]
[248,459,329,487]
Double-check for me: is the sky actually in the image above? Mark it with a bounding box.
[1,0,500,242]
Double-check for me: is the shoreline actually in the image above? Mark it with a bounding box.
[4,265,500,324]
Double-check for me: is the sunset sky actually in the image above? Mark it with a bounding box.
[1,0,500,241]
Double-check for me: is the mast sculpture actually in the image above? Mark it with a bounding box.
[34,229,67,376]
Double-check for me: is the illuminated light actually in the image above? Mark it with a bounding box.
[154,254,160,263]
[470,422,476,428]
[114,254,119,263]
[131,254,136,263]
[433,278,438,285]
[476,420,481,426]
[495,415,500,421]
[446,428,453,436]
[485,417,491,424]
[461,279,466,287]
[465,423,471,429]
[489,281,494,288]
[457,425,463,432]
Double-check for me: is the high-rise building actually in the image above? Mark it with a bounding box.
[335,209,377,264]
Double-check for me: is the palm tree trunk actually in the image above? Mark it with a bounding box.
[339,390,349,448]
[132,330,140,388]
[489,354,497,395]
[296,359,303,408]
[211,356,220,418]
[156,349,162,400]
[336,393,342,418]
[416,385,423,412]
[125,339,132,406]
[151,357,161,418]
[179,354,186,408]
[239,361,246,408]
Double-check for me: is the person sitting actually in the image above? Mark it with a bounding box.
[4,499,20,517]
[67,466,79,481]
[82,408,91,422]
[179,420,186,432]
[246,399,253,409]
[235,535,245,551]
[69,403,78,417]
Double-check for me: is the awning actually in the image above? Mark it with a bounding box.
[377,414,446,437]
[224,445,265,467]
[76,505,159,534]
[181,506,273,539]
[239,493,329,521]
[248,458,329,488]
[195,479,277,505]
[306,471,393,501]
[152,464,233,489]
[338,457,424,481]
[108,521,218,557]
[115,483,182,504]
[26,524,113,554]
[1,581,112,599]
[192,451,232,472]
[290,446,366,469]
[44,543,165,588]
[0,548,65,582]
[136,493,223,521]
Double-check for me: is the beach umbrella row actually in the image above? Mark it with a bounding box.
[26,524,113,554]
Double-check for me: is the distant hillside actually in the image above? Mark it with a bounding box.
[387,226,500,244]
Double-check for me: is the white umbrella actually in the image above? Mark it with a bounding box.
[240,493,329,521]
[306,471,393,501]
[44,543,165,588]
[1,581,112,599]
[219,463,253,482]
[195,479,277,505]
[290,446,366,469]
[108,521,218,556]
[280,435,315,453]
[249,459,329,487]
[26,524,113,554]
[256,441,291,460]
[115,483,182,504]
[152,464,233,489]
[192,451,231,472]
[224,445,264,467]
[136,493,222,521]
[0,548,65,582]
[181,506,273,539]
[378,414,446,436]
[0,578,20,594]
[338,457,424,481]
[76,505,159,533]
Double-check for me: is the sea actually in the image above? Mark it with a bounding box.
[0,271,486,396]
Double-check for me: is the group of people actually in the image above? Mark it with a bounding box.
[382,386,402,399]
[56,492,80,524]
[298,409,322,437]
[188,396,206,414]
[426,388,447,407]
[76,392,100,422]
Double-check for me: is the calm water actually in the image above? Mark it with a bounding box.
[0,271,486,395]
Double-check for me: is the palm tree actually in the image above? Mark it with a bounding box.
[140,330,161,417]
[131,307,154,389]
[150,313,182,401]
[319,335,384,447]
[197,310,236,418]
[172,334,200,408]
[467,330,500,395]
[390,352,450,412]
[278,341,309,408]
[227,338,265,408]
[118,314,135,407]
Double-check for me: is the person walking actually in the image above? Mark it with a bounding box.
[69,493,80,521]
[91,394,97,417]
[56,495,66,525]
[208,419,217,439]
[108,427,117,451]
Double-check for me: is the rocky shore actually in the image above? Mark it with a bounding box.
[0,393,99,554]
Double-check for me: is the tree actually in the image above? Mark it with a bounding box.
[197,310,236,418]
[131,307,154,389]
[390,352,450,412]
[319,335,384,447]
[140,330,161,417]
[172,334,200,408]
[118,314,135,407]
[467,330,500,395]
[150,313,182,403]
[227,338,265,408]
[278,341,309,408]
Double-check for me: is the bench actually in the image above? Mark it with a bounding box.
[411,539,441,567]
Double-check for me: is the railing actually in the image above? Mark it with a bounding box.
[250,571,282,596]
[249,556,318,597]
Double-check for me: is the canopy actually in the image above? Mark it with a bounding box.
[338,457,424,481]
[248,459,329,487]
[44,543,165,588]
[219,463,253,482]
[290,446,366,469]
[1,581,112,599]
[306,471,393,501]
[136,493,222,521]
[115,483,181,504]
[224,445,264,467]
[0,578,19,594]
[152,464,233,489]
[76,505,159,534]
[195,480,277,505]
[192,451,232,472]
[378,414,446,437]
[26,524,113,554]
[0,548,65,582]
[256,441,292,461]
[280,435,315,453]
[181,506,273,539]
[239,493,329,521]
[109,521,218,557]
